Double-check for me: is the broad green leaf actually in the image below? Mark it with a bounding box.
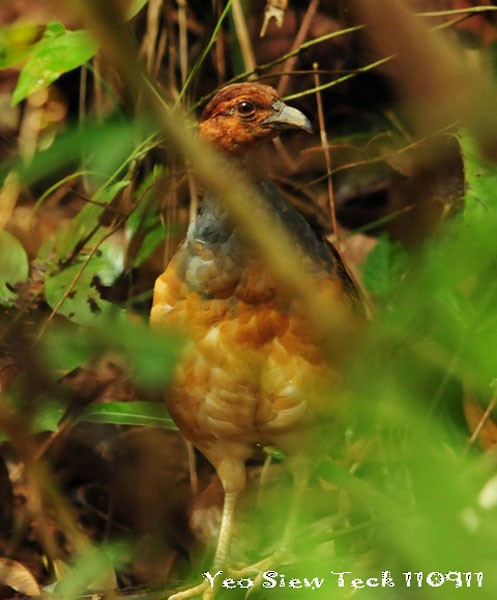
[39,327,95,374]
[0,231,29,305]
[77,401,177,429]
[12,23,98,105]
[362,233,408,302]
[0,22,41,69]
[44,257,124,326]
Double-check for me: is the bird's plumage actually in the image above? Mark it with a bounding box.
[151,82,359,598]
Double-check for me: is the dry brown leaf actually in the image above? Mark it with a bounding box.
[0,557,41,597]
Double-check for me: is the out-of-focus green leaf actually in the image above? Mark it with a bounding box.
[53,542,128,598]
[39,180,130,262]
[12,23,98,105]
[434,288,474,330]
[39,327,94,374]
[1,118,155,190]
[122,325,182,389]
[77,401,177,429]
[0,231,29,305]
[0,22,41,69]
[132,218,166,267]
[362,233,408,302]
[32,399,66,433]
[41,317,181,388]
[126,0,149,20]
[460,132,497,223]
[127,167,167,267]
[263,446,286,461]
[44,257,124,327]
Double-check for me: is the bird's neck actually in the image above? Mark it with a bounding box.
[192,151,267,245]
[200,151,265,213]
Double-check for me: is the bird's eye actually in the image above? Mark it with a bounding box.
[236,101,255,116]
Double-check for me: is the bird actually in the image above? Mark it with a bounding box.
[150,82,361,599]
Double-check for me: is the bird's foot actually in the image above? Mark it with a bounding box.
[230,547,291,578]
[167,578,216,600]
[229,548,293,597]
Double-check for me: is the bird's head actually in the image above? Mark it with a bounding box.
[198,83,312,154]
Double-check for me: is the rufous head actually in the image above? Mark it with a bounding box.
[198,83,312,154]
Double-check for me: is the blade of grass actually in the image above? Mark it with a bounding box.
[175,0,233,105]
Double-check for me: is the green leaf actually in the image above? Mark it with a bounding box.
[2,118,151,190]
[41,317,181,387]
[40,180,130,261]
[122,325,181,389]
[460,131,497,223]
[126,0,149,20]
[0,22,41,69]
[0,231,29,305]
[53,542,128,598]
[12,23,98,105]
[127,167,167,267]
[32,399,66,433]
[263,446,287,461]
[44,257,124,327]
[77,401,177,429]
[362,233,408,302]
[39,327,94,374]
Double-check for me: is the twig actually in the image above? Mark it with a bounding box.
[277,0,319,98]
[232,0,256,74]
[190,24,365,112]
[176,0,233,105]
[185,439,198,497]
[213,0,227,84]
[418,6,497,18]
[177,0,188,86]
[313,63,339,250]
[284,55,393,101]
[140,0,163,73]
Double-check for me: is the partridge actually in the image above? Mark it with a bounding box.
[151,83,360,599]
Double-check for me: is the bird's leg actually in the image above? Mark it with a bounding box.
[230,457,309,580]
[212,489,238,570]
[167,460,245,600]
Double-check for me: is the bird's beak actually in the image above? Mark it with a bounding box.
[262,101,313,134]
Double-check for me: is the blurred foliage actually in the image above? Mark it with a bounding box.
[0,230,29,304]
[1,1,497,599]
[11,22,98,106]
[362,233,408,303]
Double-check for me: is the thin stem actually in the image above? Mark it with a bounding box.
[313,63,339,249]
[231,0,256,74]
[176,0,234,106]
[276,0,319,98]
